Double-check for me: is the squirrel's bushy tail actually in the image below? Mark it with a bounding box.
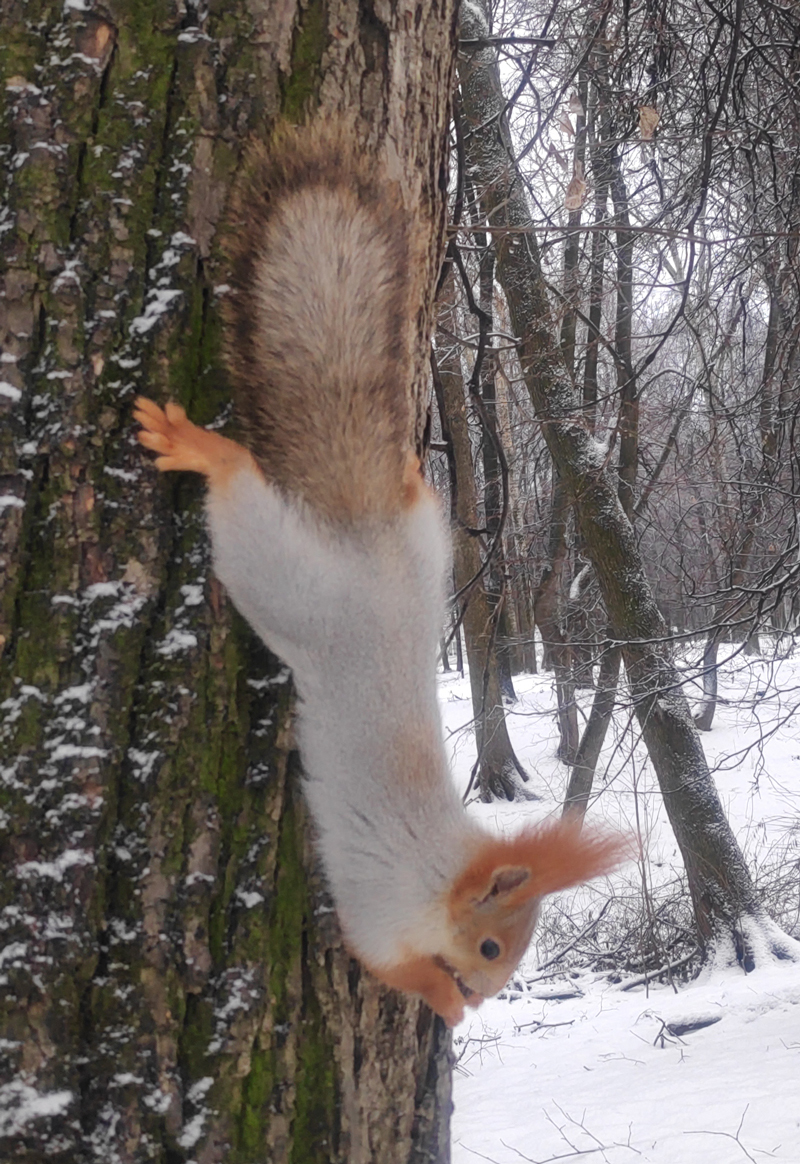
[223,122,414,525]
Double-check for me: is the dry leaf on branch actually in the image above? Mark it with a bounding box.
[569,92,585,117]
[639,105,660,140]
[557,110,575,136]
[565,174,587,210]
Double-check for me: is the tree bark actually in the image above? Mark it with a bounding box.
[0,1,457,1160]
[563,642,621,821]
[532,478,578,765]
[458,0,797,965]
[563,76,635,802]
[433,274,528,802]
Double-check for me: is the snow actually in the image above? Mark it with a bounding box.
[50,260,81,293]
[142,1089,172,1114]
[207,967,260,1055]
[128,748,161,782]
[0,1081,73,1137]
[15,849,94,882]
[234,888,265,909]
[54,683,94,705]
[441,648,800,1163]
[129,288,183,336]
[84,581,120,602]
[156,628,198,656]
[453,968,800,1163]
[179,1077,215,1149]
[47,743,105,763]
[178,1113,206,1148]
[186,1077,214,1104]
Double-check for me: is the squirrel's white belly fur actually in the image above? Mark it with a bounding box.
[206,467,479,967]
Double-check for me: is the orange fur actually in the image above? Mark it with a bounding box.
[363,953,481,1027]
[366,824,629,1025]
[131,124,632,1027]
[449,819,627,912]
[134,397,259,489]
[418,820,632,1015]
[400,450,429,509]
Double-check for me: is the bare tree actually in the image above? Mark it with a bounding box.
[457,0,799,966]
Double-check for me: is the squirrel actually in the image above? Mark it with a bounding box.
[135,122,625,1026]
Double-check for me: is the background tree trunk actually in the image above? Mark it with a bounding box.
[0,1,457,1160]
[694,269,793,731]
[532,477,578,764]
[433,272,528,801]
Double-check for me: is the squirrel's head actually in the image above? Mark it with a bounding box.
[435,818,628,1020]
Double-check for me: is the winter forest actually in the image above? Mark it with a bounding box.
[446,2,800,1158]
[1,0,799,1161]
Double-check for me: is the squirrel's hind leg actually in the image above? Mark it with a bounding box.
[135,397,257,487]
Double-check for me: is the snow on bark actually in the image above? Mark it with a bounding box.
[1,0,459,1160]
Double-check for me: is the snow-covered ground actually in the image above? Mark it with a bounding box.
[440,646,800,1163]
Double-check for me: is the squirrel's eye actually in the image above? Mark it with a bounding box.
[480,938,501,961]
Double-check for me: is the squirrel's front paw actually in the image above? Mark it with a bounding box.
[135,397,256,485]
[134,397,210,475]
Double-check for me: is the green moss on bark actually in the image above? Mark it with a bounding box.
[280,0,327,121]
[1,0,458,1157]
[236,1041,275,1157]
[290,993,338,1164]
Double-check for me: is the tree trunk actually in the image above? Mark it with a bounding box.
[563,88,634,801]
[563,642,621,821]
[532,478,578,765]
[433,275,528,802]
[582,33,611,430]
[458,0,798,965]
[0,2,457,1160]
[493,363,537,674]
[610,148,637,521]
[461,206,518,699]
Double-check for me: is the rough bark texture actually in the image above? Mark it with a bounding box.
[458,0,795,963]
[0,1,457,1160]
[472,238,517,700]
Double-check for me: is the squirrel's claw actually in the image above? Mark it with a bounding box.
[137,428,171,455]
[135,396,216,477]
[133,395,166,423]
[134,395,258,485]
[164,401,188,425]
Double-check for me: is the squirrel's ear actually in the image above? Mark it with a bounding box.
[450,821,629,913]
[450,843,536,910]
[477,865,530,904]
